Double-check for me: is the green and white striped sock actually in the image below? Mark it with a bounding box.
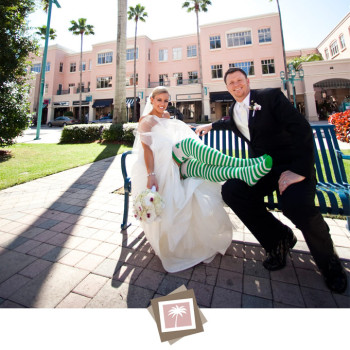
[180,155,273,186]
[173,137,267,167]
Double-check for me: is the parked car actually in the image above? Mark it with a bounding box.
[47,116,77,127]
[91,115,113,123]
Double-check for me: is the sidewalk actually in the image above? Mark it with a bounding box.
[0,153,349,308]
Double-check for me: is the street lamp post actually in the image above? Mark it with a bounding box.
[34,0,61,140]
[280,63,304,109]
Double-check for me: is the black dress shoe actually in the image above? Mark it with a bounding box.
[321,255,348,294]
[263,228,297,271]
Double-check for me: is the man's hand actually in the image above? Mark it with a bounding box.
[278,170,305,195]
[195,123,212,136]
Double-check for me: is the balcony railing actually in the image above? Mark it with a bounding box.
[56,89,70,95]
[76,87,91,93]
[148,79,201,88]
[148,81,171,88]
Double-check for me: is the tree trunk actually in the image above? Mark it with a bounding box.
[79,33,83,123]
[133,21,137,122]
[196,10,205,122]
[113,0,128,124]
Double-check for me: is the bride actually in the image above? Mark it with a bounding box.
[131,86,271,273]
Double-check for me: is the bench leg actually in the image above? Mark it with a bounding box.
[347,217,350,232]
[121,186,131,230]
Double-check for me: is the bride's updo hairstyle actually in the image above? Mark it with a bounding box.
[150,86,169,99]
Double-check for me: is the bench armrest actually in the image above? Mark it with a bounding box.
[336,150,350,161]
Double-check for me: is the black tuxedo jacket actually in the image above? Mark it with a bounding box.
[212,88,315,178]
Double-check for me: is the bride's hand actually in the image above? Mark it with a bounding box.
[147,174,158,191]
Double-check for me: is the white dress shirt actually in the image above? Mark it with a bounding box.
[233,93,251,140]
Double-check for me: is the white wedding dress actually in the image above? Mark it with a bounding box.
[131,115,233,273]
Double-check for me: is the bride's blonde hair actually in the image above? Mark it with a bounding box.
[150,86,169,98]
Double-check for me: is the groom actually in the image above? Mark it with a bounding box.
[195,67,348,294]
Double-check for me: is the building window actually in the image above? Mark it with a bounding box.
[97,52,113,65]
[148,49,151,61]
[70,62,76,72]
[77,82,84,92]
[172,47,182,60]
[227,31,252,47]
[31,63,41,73]
[45,62,51,72]
[126,48,138,61]
[229,61,255,76]
[44,83,49,94]
[159,49,168,62]
[159,74,168,85]
[97,76,112,89]
[187,45,197,58]
[188,71,198,83]
[258,28,271,43]
[89,60,92,70]
[210,35,221,50]
[80,62,86,72]
[330,41,339,57]
[59,62,63,72]
[339,34,346,49]
[261,59,275,75]
[325,48,330,60]
[127,73,138,86]
[211,64,223,79]
[174,73,183,85]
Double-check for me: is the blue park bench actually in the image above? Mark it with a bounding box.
[120,124,350,231]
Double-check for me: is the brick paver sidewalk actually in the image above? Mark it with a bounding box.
[0,155,349,308]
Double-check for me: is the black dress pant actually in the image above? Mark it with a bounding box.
[222,171,336,271]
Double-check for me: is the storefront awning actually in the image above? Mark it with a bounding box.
[210,92,234,103]
[126,97,140,107]
[92,98,113,108]
[314,79,350,89]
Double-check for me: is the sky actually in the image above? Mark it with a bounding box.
[28,0,350,53]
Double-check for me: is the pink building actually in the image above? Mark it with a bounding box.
[28,11,350,124]
[29,12,285,124]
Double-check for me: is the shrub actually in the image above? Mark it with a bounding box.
[102,123,124,142]
[60,124,103,143]
[122,123,137,144]
[329,110,350,143]
[64,111,74,117]
[59,122,138,144]
[101,122,137,144]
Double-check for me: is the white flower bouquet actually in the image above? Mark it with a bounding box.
[133,186,165,223]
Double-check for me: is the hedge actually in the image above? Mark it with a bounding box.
[59,122,138,144]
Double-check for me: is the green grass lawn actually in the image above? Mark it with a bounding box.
[0,143,132,190]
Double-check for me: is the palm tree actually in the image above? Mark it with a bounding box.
[35,25,57,41]
[168,305,187,328]
[128,4,148,122]
[288,53,323,70]
[182,0,211,122]
[68,18,95,123]
[114,0,128,124]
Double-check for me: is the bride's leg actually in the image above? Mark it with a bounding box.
[180,156,273,187]
[173,137,268,167]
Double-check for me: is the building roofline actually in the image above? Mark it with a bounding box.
[317,11,350,48]
[200,12,279,29]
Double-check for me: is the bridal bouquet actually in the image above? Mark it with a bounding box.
[133,186,164,223]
